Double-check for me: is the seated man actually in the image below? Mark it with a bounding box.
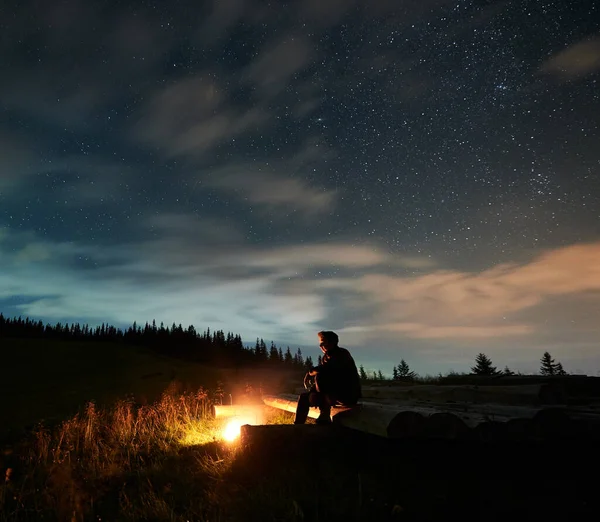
[294,330,362,425]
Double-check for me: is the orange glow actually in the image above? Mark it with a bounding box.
[222,417,251,442]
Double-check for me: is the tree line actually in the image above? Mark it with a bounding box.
[360,352,570,382]
[1,313,571,379]
[469,351,567,377]
[0,313,313,371]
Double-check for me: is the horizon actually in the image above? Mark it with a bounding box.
[1,310,595,378]
[2,1,599,377]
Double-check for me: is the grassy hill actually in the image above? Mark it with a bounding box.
[0,338,221,441]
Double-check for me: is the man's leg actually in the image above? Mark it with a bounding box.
[294,391,311,424]
[315,393,333,424]
[313,375,334,424]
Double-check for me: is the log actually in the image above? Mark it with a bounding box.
[263,394,487,439]
[263,393,600,441]
[262,393,353,419]
[214,404,266,425]
[238,423,400,467]
[358,384,548,405]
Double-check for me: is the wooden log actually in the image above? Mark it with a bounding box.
[503,418,539,441]
[240,423,354,451]
[263,394,485,439]
[359,384,548,405]
[471,421,506,442]
[531,408,574,441]
[237,424,397,472]
[214,404,266,424]
[263,393,600,441]
[386,411,426,438]
[421,413,470,440]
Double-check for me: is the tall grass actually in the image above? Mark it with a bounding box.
[0,382,238,522]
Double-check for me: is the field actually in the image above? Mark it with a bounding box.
[1,338,218,441]
[0,338,297,443]
[1,339,598,521]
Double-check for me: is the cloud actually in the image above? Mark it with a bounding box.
[237,243,388,271]
[143,212,244,246]
[0,227,393,345]
[539,37,600,79]
[0,5,177,135]
[300,0,357,26]
[335,241,600,339]
[15,243,53,263]
[339,323,533,339]
[196,0,248,44]
[3,226,600,371]
[134,76,268,157]
[204,163,336,217]
[0,129,43,191]
[244,36,312,96]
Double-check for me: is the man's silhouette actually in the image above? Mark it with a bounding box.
[294,330,362,424]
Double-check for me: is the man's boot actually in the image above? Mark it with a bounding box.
[316,394,332,424]
[316,408,332,425]
[294,392,310,424]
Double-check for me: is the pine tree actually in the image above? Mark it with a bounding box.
[555,362,567,376]
[269,341,279,362]
[377,370,384,380]
[304,356,314,372]
[284,347,293,365]
[259,339,267,360]
[397,359,415,379]
[540,351,557,376]
[471,353,498,376]
[359,364,368,381]
[502,365,514,376]
[392,366,399,380]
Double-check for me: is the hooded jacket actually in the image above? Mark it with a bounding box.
[313,346,362,404]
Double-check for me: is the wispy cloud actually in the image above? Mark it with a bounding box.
[0,130,38,191]
[196,0,249,45]
[2,224,600,370]
[244,36,312,96]
[331,241,600,340]
[204,163,335,217]
[539,37,600,79]
[0,226,392,343]
[134,76,269,158]
[339,323,533,339]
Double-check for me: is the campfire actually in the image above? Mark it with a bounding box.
[215,403,265,442]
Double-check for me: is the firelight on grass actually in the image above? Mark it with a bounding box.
[223,418,245,442]
[215,404,265,441]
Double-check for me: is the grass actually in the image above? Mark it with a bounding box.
[0,382,325,522]
[0,384,240,521]
[0,338,226,441]
[2,339,597,521]
[1,385,597,522]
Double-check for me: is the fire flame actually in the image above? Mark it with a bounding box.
[223,418,246,442]
[215,405,264,442]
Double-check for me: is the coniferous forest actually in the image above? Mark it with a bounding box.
[0,313,313,371]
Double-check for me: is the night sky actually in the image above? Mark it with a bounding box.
[1,0,599,375]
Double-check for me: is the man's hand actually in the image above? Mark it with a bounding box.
[303,372,312,390]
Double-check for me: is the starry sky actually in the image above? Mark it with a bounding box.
[1,0,600,376]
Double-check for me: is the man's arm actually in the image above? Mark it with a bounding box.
[307,354,330,376]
